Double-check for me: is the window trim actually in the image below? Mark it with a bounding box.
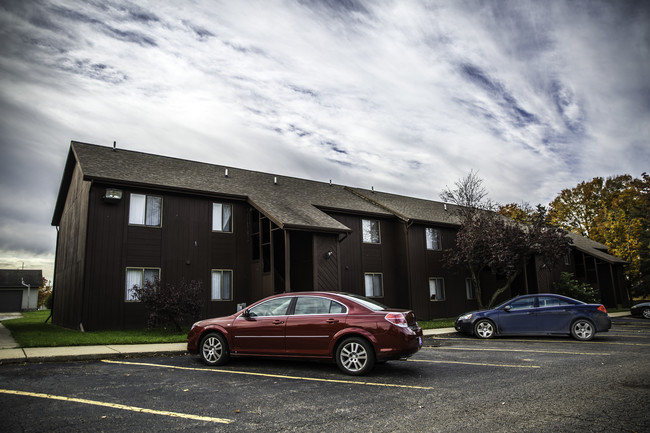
[425,227,442,251]
[364,272,384,298]
[125,267,161,302]
[211,269,233,301]
[429,277,445,301]
[128,193,163,227]
[362,219,381,244]
[212,203,233,233]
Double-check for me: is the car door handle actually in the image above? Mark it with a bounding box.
[272,320,284,325]
[326,319,339,324]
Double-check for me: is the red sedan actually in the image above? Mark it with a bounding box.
[187,292,423,375]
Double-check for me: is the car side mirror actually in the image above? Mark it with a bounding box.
[503,305,512,312]
[241,309,251,318]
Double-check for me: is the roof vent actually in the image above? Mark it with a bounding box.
[225,168,229,178]
[444,203,448,211]
[112,141,117,152]
[274,176,278,185]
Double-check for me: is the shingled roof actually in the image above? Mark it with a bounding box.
[52,141,398,231]
[50,141,627,265]
[0,269,43,288]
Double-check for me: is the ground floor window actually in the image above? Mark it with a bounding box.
[429,278,445,301]
[364,273,383,297]
[125,268,160,301]
[211,270,233,300]
[465,278,476,300]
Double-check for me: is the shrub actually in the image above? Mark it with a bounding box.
[132,278,203,331]
[553,272,599,303]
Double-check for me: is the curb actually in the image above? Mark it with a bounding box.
[0,343,187,365]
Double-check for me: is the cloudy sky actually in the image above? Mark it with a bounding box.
[0,0,648,283]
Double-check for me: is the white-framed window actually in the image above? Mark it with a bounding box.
[429,278,445,301]
[364,273,383,297]
[212,203,233,232]
[125,268,160,301]
[129,193,162,227]
[211,269,233,300]
[362,219,380,243]
[465,278,476,300]
[426,228,441,250]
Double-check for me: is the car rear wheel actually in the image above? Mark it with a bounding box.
[336,337,375,376]
[642,307,650,320]
[474,319,495,339]
[200,332,230,366]
[571,319,595,341]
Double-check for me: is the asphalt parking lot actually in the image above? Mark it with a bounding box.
[1,316,648,432]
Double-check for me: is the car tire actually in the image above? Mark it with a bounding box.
[474,319,495,339]
[642,307,650,320]
[571,319,595,341]
[335,337,375,376]
[200,332,230,366]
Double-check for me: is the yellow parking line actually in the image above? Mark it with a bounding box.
[102,359,433,390]
[409,359,540,369]
[0,389,233,424]
[430,347,611,356]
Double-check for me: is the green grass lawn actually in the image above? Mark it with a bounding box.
[1,310,455,348]
[1,310,187,348]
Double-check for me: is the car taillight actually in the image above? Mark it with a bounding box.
[598,305,607,313]
[385,312,408,327]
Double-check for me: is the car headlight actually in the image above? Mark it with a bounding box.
[458,313,472,321]
[191,321,201,331]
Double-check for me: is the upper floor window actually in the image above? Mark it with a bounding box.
[129,194,162,227]
[364,273,383,297]
[426,228,441,250]
[429,277,445,301]
[211,269,233,301]
[213,203,233,232]
[362,219,380,243]
[125,267,160,301]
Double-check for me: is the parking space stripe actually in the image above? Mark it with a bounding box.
[0,389,233,424]
[101,359,433,390]
[408,359,540,369]
[433,337,650,347]
[429,347,611,356]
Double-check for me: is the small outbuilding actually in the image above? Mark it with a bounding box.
[0,269,43,312]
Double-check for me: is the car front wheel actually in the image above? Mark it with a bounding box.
[642,308,650,320]
[336,337,375,376]
[474,319,495,339]
[571,319,595,341]
[200,332,230,366]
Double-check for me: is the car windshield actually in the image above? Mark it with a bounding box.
[338,293,388,311]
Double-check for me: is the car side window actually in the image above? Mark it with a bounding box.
[538,296,573,308]
[507,298,536,311]
[294,297,346,315]
[248,297,293,317]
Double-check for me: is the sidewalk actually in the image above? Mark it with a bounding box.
[0,313,630,365]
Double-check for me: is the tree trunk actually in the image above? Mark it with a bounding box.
[487,272,519,309]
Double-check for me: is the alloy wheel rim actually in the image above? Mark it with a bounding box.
[574,322,593,339]
[341,342,368,372]
[203,337,222,362]
[643,309,650,319]
[477,322,493,338]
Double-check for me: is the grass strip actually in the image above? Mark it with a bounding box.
[2,310,187,348]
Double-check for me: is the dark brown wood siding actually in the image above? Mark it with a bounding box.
[52,164,90,329]
[79,184,254,330]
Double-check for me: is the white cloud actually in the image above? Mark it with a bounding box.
[0,0,648,282]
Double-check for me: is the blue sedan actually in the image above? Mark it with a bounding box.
[454,294,611,341]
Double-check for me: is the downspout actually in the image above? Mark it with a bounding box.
[21,278,31,311]
[46,226,59,324]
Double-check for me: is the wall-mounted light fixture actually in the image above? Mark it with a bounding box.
[325,250,333,259]
[103,188,123,203]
